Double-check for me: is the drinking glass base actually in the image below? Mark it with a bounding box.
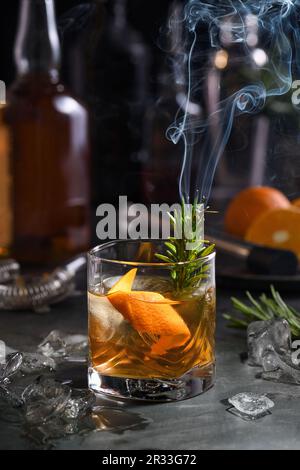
[88,363,215,402]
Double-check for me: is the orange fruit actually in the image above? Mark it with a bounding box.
[245,207,300,258]
[107,270,191,355]
[292,198,300,208]
[225,186,290,238]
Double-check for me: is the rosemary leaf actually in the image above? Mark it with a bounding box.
[224,286,300,338]
[165,242,177,254]
[155,254,172,263]
[154,199,215,292]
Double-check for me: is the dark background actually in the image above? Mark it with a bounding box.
[1,0,179,208]
[1,0,172,87]
[2,1,299,211]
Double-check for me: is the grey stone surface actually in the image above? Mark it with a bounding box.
[1,289,300,450]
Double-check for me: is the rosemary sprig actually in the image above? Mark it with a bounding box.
[155,199,215,292]
[224,286,300,338]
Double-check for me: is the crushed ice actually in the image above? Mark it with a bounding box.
[247,319,300,386]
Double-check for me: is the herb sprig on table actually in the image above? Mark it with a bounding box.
[224,286,300,338]
[155,200,215,292]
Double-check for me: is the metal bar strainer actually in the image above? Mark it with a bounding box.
[0,255,86,312]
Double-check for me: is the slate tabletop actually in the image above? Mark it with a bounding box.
[1,282,300,450]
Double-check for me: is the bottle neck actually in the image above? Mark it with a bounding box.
[14,0,61,81]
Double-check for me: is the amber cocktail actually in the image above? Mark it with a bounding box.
[88,240,216,401]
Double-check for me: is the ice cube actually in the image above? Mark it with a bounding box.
[37,330,88,360]
[23,387,96,445]
[228,392,274,419]
[262,347,300,385]
[22,377,72,425]
[247,319,291,366]
[0,353,24,409]
[88,293,125,342]
[65,335,88,357]
[103,275,172,294]
[37,331,66,358]
[62,389,96,420]
[0,352,23,384]
[21,353,56,374]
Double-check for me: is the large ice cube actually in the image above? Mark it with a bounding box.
[88,293,125,342]
[247,319,291,366]
[103,275,172,294]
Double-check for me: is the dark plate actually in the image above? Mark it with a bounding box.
[216,252,300,291]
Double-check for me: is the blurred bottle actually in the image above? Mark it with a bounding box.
[0,99,12,258]
[4,0,91,266]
